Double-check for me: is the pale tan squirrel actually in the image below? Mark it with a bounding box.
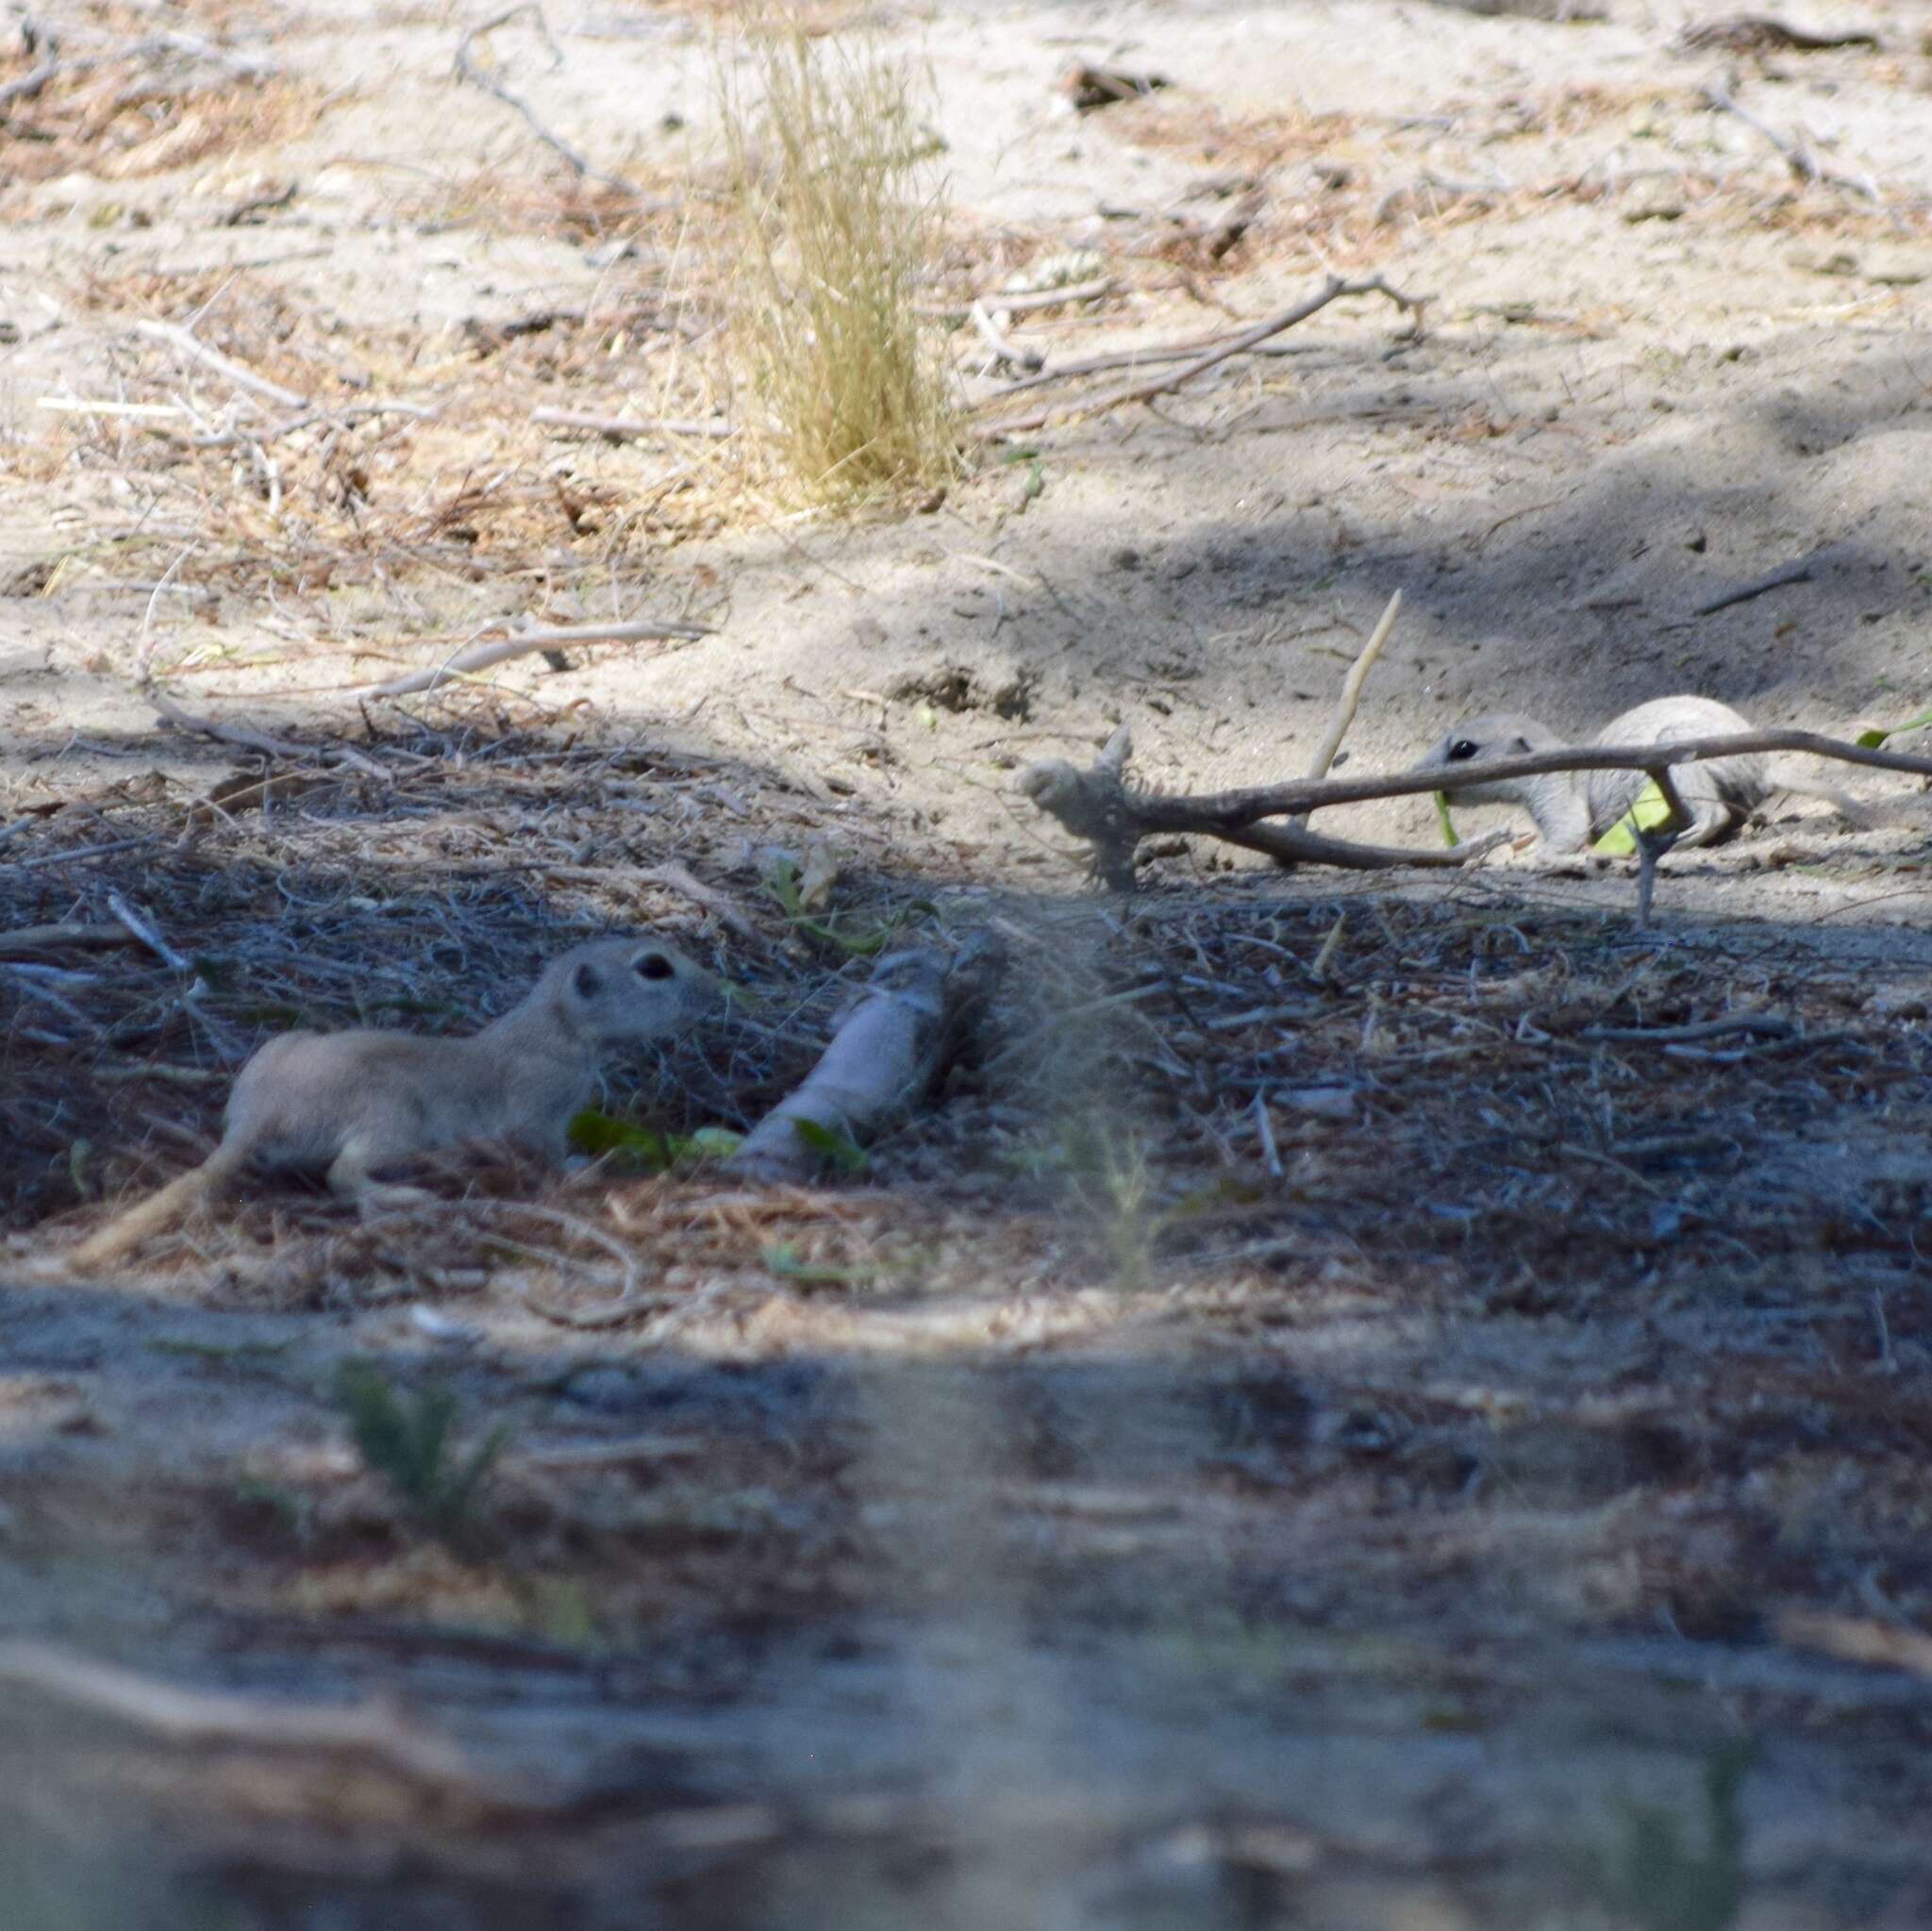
[61,936,717,1270]
[1414,695,1868,856]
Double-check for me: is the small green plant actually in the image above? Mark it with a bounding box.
[1857,705,1932,749]
[719,8,959,504]
[1059,1118,1164,1291]
[568,1108,741,1171]
[1576,1740,1756,1931]
[332,1361,510,1544]
[760,853,907,957]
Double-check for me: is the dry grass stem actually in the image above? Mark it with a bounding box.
[718,12,960,503]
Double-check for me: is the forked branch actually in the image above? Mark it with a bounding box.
[1021,725,1932,889]
[973,274,1428,441]
[1022,728,1507,887]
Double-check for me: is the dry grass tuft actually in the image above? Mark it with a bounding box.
[717,12,959,505]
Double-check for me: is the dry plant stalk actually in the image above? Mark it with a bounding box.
[718,12,959,503]
[724,932,1006,1181]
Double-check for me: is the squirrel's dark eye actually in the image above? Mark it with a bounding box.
[1447,739,1479,762]
[635,952,675,982]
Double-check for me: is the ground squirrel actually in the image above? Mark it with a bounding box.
[1414,694,1868,856]
[62,936,718,1269]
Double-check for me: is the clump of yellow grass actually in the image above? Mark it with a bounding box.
[719,15,959,505]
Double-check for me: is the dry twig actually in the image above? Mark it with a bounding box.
[532,408,735,441]
[1306,590,1402,780]
[1021,723,1932,890]
[134,319,308,411]
[145,680,387,777]
[455,5,650,201]
[974,274,1427,441]
[0,1640,527,1806]
[1023,727,1502,889]
[361,616,711,699]
[1700,78,1881,201]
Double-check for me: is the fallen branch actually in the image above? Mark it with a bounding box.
[1020,724,1932,887]
[1780,1610,1932,1682]
[974,274,1426,441]
[918,276,1115,319]
[532,408,735,440]
[1693,557,1813,617]
[145,681,388,777]
[360,616,710,699]
[133,319,308,410]
[0,1640,529,1807]
[968,300,1044,373]
[1023,728,1503,888]
[0,923,142,957]
[1700,78,1881,202]
[106,892,189,973]
[0,54,63,112]
[456,5,651,202]
[724,932,1007,1183]
[1682,17,1880,54]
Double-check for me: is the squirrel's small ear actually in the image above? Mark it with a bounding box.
[1511,735,1530,754]
[574,962,603,1000]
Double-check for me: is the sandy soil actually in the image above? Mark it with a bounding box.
[4,0,1932,1925]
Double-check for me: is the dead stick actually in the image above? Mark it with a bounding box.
[0,56,65,111]
[1110,729,1932,831]
[974,274,1426,441]
[1700,79,1879,201]
[1020,726,1932,882]
[1209,813,1506,873]
[918,277,1114,319]
[133,320,308,410]
[0,1640,525,1804]
[979,338,1222,403]
[0,923,142,957]
[1693,558,1813,618]
[106,892,189,973]
[724,934,1006,1182]
[1307,589,1402,779]
[1632,762,1694,930]
[967,301,1043,373]
[144,681,389,777]
[1023,727,1498,885]
[361,617,711,699]
[456,5,648,200]
[532,408,736,440]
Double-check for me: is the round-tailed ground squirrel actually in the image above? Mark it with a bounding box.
[62,935,718,1269]
[1413,694,1867,856]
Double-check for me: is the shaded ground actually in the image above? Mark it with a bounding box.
[4,0,1932,1925]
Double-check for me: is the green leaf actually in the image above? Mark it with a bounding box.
[569,1111,741,1170]
[1857,706,1932,750]
[1593,779,1674,857]
[1433,791,1459,847]
[761,854,900,956]
[568,1108,673,1169]
[791,1117,869,1172]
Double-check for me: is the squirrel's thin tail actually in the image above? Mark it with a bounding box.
[64,1141,247,1271]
